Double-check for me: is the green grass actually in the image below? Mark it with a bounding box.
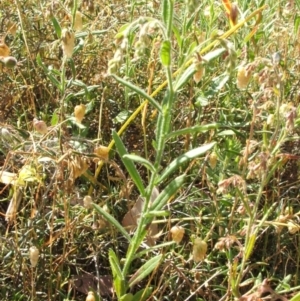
[0,0,300,300]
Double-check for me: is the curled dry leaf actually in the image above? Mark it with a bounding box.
[72,273,113,296]
[0,40,10,57]
[122,187,160,246]
[239,279,288,301]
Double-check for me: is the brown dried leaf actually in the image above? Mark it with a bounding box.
[72,274,113,296]
[122,187,160,246]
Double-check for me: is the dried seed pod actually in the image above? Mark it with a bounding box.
[83,195,93,209]
[29,246,39,267]
[236,66,251,89]
[61,28,75,58]
[33,118,48,134]
[73,11,83,32]
[94,145,109,161]
[86,291,95,301]
[193,238,207,262]
[209,151,218,169]
[170,225,185,243]
[1,56,17,68]
[287,221,299,234]
[74,104,86,123]
[193,67,205,84]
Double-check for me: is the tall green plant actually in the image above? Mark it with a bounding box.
[92,0,222,299]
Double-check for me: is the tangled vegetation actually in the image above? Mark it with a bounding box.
[0,0,300,300]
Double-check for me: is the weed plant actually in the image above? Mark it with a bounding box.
[0,0,300,301]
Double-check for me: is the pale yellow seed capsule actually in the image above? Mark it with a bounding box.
[94,145,110,161]
[73,11,83,32]
[86,291,95,301]
[193,238,207,263]
[287,221,299,234]
[83,195,93,209]
[237,66,251,89]
[209,151,218,169]
[1,56,17,68]
[33,118,48,134]
[170,225,185,243]
[193,66,205,84]
[29,246,39,267]
[74,104,86,123]
[61,28,75,58]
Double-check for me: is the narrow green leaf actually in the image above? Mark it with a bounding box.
[175,48,225,91]
[120,293,133,301]
[158,142,216,183]
[166,124,220,139]
[134,241,175,258]
[132,287,153,301]
[202,47,226,61]
[51,110,59,126]
[123,154,156,173]
[160,40,171,66]
[151,175,186,211]
[174,64,195,91]
[114,23,131,39]
[245,233,256,260]
[162,0,170,26]
[109,249,126,299]
[111,75,162,113]
[113,131,146,196]
[51,17,62,38]
[143,210,169,218]
[129,254,162,287]
[72,0,78,27]
[69,58,76,79]
[92,203,131,242]
[290,291,300,301]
